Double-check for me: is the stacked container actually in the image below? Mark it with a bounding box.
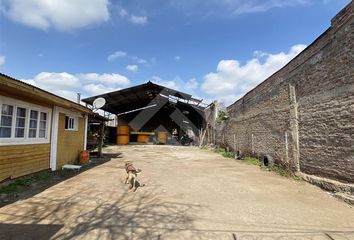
[117,125,130,144]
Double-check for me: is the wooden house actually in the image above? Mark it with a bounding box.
[0,73,91,181]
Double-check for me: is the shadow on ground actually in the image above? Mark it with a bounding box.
[0,223,63,240]
[0,153,122,208]
[0,187,204,240]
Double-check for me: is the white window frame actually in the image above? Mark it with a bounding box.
[65,115,78,131]
[0,96,52,146]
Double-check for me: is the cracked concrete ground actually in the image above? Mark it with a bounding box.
[0,145,353,240]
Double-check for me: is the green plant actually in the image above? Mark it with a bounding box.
[32,172,50,181]
[222,151,235,158]
[0,183,18,194]
[214,147,225,154]
[216,111,227,123]
[242,157,261,166]
[214,147,235,159]
[14,178,33,187]
[0,171,52,195]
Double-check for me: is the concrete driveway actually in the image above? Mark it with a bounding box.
[0,145,353,240]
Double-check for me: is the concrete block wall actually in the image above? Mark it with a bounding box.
[220,2,354,183]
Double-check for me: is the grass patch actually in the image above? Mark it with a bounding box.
[240,157,301,181]
[0,171,52,194]
[32,172,51,181]
[214,147,235,159]
[0,184,18,194]
[221,151,235,158]
[242,157,261,166]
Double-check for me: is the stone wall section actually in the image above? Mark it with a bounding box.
[221,2,354,183]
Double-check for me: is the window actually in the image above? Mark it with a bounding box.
[0,97,51,145]
[0,104,13,138]
[15,107,26,138]
[39,112,47,138]
[28,110,38,138]
[65,116,76,130]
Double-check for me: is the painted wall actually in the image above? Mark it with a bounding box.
[56,113,85,168]
[220,3,354,183]
[0,144,50,181]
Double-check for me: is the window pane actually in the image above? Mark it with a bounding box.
[1,116,12,126]
[16,118,26,128]
[65,116,69,129]
[30,110,38,119]
[39,130,46,138]
[0,127,11,138]
[29,119,37,128]
[70,118,74,129]
[17,107,26,117]
[40,121,46,130]
[28,129,36,138]
[40,112,47,121]
[15,128,25,138]
[2,104,13,115]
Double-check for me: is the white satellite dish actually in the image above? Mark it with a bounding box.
[93,97,106,109]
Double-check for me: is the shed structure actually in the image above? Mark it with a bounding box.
[82,81,207,144]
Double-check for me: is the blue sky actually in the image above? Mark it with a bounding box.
[0,0,351,105]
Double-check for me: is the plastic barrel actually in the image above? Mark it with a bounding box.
[158,132,167,144]
[117,135,129,145]
[117,125,130,135]
[137,134,149,143]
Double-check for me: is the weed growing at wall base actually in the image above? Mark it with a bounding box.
[0,172,51,194]
[240,157,301,180]
[214,147,235,158]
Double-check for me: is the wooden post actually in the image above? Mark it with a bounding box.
[199,128,207,148]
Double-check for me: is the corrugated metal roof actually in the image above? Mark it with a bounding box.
[82,81,204,114]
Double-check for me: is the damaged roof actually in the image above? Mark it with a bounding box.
[82,81,205,114]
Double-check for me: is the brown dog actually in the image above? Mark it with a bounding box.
[124,162,141,191]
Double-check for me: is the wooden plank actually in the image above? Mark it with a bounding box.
[0,153,49,161]
[0,142,50,180]
[0,145,50,156]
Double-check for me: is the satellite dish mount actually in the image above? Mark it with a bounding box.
[92,97,106,111]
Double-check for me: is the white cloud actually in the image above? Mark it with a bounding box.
[83,83,116,96]
[133,56,147,64]
[185,78,198,90]
[150,76,180,90]
[0,55,5,66]
[107,51,127,61]
[1,0,110,31]
[107,51,149,65]
[167,0,309,18]
[201,44,307,105]
[21,72,131,102]
[126,65,139,72]
[31,72,80,90]
[77,73,130,86]
[175,56,181,62]
[129,15,148,25]
[118,8,129,18]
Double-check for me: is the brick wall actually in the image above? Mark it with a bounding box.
[221,2,354,183]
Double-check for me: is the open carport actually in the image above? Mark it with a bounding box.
[0,145,353,240]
